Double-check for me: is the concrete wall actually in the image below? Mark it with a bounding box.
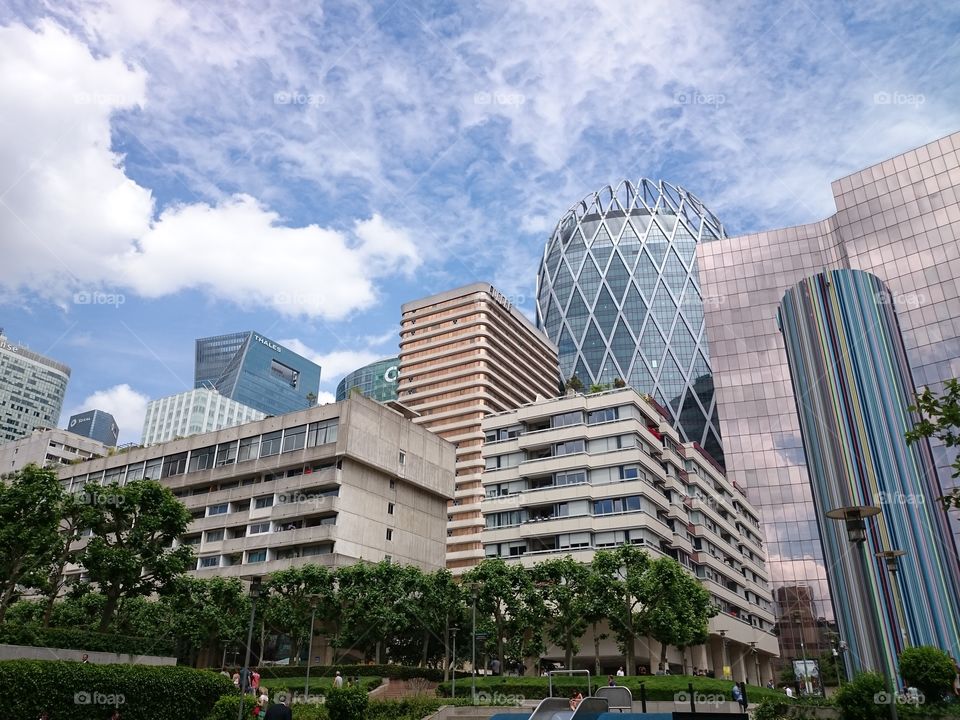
[0,643,176,665]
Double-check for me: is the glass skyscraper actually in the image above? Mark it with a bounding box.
[335,357,399,402]
[536,179,726,465]
[67,409,119,447]
[194,331,321,416]
[0,331,70,443]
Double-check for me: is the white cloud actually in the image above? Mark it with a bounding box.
[315,391,337,406]
[279,338,384,385]
[66,383,150,444]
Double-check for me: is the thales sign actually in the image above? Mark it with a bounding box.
[254,334,282,353]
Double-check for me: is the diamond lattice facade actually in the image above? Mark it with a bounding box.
[536,179,726,466]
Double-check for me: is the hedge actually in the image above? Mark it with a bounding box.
[0,660,235,720]
[262,676,383,695]
[0,624,176,657]
[260,664,468,681]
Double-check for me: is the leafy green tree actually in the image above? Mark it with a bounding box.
[565,375,584,393]
[0,465,63,622]
[80,479,194,630]
[591,544,652,675]
[908,378,960,509]
[583,557,614,675]
[533,556,590,670]
[161,576,249,666]
[263,564,337,664]
[638,556,715,672]
[898,645,956,702]
[833,671,888,720]
[398,568,464,669]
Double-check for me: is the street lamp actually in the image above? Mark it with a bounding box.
[472,591,477,704]
[451,628,458,699]
[238,577,262,720]
[719,630,730,680]
[749,641,760,686]
[304,594,323,703]
[876,549,909,650]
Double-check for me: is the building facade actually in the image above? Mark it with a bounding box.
[778,269,960,676]
[60,394,454,582]
[698,130,960,658]
[141,388,266,446]
[398,283,560,573]
[194,331,322,416]
[536,180,727,466]
[67,409,119,447]
[335,357,399,402]
[0,428,108,474]
[481,388,777,677]
[0,331,70,443]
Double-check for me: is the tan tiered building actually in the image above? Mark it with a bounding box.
[398,283,560,572]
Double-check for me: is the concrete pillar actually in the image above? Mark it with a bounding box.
[760,655,773,686]
[710,637,725,678]
[694,643,710,675]
[733,645,748,684]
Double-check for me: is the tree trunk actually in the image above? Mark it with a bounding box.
[624,604,635,675]
[421,629,429,668]
[660,642,668,673]
[443,617,449,682]
[592,622,601,676]
[99,591,119,631]
[0,558,24,623]
[565,631,574,671]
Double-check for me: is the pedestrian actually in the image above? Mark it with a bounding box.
[81,654,89,664]
[616,666,625,677]
[732,681,743,708]
[766,678,775,689]
[108,711,121,720]
[784,685,794,698]
[608,675,616,687]
[737,681,749,712]
[569,689,583,711]
[37,712,50,720]
[333,671,344,689]
[239,666,251,693]
[259,687,269,709]
[490,657,501,676]
[264,696,292,720]
[251,667,261,694]
[232,671,240,688]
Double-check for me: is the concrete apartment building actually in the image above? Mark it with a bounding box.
[398,283,560,573]
[58,394,455,581]
[0,427,108,474]
[481,388,778,679]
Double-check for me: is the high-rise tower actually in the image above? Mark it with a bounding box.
[536,180,726,465]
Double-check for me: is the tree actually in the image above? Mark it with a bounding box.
[833,672,888,720]
[80,479,194,630]
[565,375,584,393]
[898,645,956,702]
[162,576,250,666]
[263,564,337,665]
[583,559,614,675]
[402,568,464,669]
[613,378,627,389]
[0,465,63,622]
[907,378,960,509]
[533,556,590,670]
[590,545,652,675]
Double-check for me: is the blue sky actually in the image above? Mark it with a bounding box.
[1,0,959,443]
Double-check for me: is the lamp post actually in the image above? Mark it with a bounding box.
[749,641,760,686]
[304,594,322,703]
[719,630,730,680]
[471,591,477,704]
[826,504,897,720]
[876,550,909,650]
[451,628,458,699]
[238,577,262,720]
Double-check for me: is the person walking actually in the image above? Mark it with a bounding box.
[251,668,261,694]
[333,671,344,689]
[737,681,749,712]
[264,697,292,720]
[608,675,616,687]
[239,666,251,693]
[732,681,743,710]
[616,666,625,677]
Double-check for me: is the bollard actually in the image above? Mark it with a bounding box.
[639,682,646,712]
[689,681,696,713]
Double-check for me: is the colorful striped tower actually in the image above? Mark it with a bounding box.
[777,268,960,680]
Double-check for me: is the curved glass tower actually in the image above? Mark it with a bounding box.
[536,179,726,465]
[335,357,399,402]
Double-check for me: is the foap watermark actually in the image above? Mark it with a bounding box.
[875,290,926,309]
[874,689,925,706]
[276,491,335,509]
[878,491,925,506]
[675,91,726,108]
[74,691,125,707]
[74,490,126,507]
[473,690,524,706]
[674,691,726,707]
[701,294,728,309]
[474,91,526,106]
[74,290,125,307]
[274,691,324,706]
[274,91,325,106]
[273,291,324,307]
[874,91,925,107]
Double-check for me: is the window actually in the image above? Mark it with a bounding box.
[126,462,145,481]
[270,359,300,388]
[189,446,216,472]
[620,466,640,480]
[308,419,339,446]
[260,431,283,457]
[199,556,219,568]
[238,436,259,462]
[398,451,405,465]
[210,439,236,466]
[387,502,395,515]
[555,470,587,486]
[386,529,393,541]
[207,503,228,516]
[247,549,267,563]
[205,530,224,542]
[552,411,583,428]
[249,522,271,535]
[485,452,523,470]
[588,407,619,424]
[389,479,396,490]
[555,440,585,456]
[282,425,307,453]
[254,495,273,509]
[144,458,162,479]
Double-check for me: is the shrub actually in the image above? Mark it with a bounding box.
[899,646,956,703]
[833,671,889,720]
[259,664,467,681]
[752,697,791,720]
[0,624,176,657]
[205,694,259,720]
[0,660,234,720]
[325,686,369,720]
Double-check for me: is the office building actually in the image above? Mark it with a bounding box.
[141,388,265,446]
[398,283,560,572]
[778,269,960,677]
[536,180,726,466]
[60,394,454,586]
[0,427,108,474]
[0,331,70,443]
[194,331,322,416]
[67,409,119,447]
[481,388,777,677]
[335,357,399,402]
[698,130,960,659]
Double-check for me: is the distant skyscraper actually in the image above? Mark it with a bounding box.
[536,179,726,466]
[778,269,960,677]
[194,331,321,416]
[141,388,265,446]
[398,283,560,573]
[0,331,70,443]
[67,409,119,447]
[336,357,399,402]
[698,130,960,661]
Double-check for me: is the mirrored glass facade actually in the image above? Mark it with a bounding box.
[698,131,960,660]
[0,332,70,443]
[335,357,399,402]
[536,179,726,465]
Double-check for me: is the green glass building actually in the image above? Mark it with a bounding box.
[335,357,399,403]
